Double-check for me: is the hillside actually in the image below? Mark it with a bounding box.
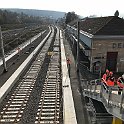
[2,8,66,19]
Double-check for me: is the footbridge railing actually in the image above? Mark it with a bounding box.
[82,78,124,121]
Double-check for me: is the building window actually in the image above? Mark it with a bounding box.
[112,43,117,48]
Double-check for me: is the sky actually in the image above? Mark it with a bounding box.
[0,0,124,17]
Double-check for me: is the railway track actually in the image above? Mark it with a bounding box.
[0,27,63,124]
[35,28,62,124]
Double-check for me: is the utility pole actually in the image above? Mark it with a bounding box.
[77,20,80,72]
[99,53,102,78]
[0,26,7,72]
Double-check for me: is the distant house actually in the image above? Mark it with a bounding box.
[66,16,124,73]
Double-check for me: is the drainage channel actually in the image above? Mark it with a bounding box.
[0,27,56,123]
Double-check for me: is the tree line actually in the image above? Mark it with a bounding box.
[0,9,43,25]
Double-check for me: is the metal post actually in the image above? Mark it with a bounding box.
[90,41,93,72]
[90,56,92,72]
[100,82,103,98]
[94,80,97,95]
[120,89,124,113]
[108,87,112,107]
[76,21,80,72]
[99,53,102,78]
[0,26,7,72]
[99,64,101,78]
[41,32,42,39]
[86,81,89,94]
[90,81,92,95]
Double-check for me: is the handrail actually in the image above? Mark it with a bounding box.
[82,78,124,121]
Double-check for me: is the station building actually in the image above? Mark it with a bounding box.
[66,16,124,73]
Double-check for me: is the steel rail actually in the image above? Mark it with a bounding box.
[35,28,62,124]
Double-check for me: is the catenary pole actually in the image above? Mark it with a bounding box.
[77,20,80,72]
[0,26,7,72]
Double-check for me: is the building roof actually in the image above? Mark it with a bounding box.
[69,16,124,35]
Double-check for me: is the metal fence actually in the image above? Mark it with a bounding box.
[82,78,124,121]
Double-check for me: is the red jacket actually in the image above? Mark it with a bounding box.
[117,77,124,89]
[102,74,107,81]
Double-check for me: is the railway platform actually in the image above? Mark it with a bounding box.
[62,31,90,124]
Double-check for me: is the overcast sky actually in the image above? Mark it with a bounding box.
[0,0,124,17]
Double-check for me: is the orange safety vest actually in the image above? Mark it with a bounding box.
[106,79,114,86]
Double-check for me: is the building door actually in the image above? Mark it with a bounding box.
[106,52,118,72]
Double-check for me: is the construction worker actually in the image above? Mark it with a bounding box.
[102,69,110,90]
[102,69,110,81]
[117,74,124,95]
[107,71,115,86]
[17,47,20,56]
[67,58,71,77]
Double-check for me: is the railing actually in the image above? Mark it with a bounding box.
[82,78,124,121]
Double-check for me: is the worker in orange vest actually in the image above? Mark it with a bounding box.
[107,71,115,86]
[117,74,124,95]
[102,69,110,81]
